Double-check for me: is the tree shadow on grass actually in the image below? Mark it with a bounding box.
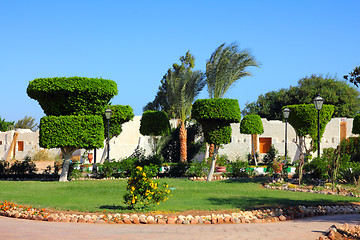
[208,195,356,211]
[223,177,268,184]
[99,205,129,211]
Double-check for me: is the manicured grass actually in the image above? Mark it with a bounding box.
[0,178,358,213]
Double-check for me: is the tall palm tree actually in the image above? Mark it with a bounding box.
[166,56,205,162]
[206,42,259,99]
[205,42,259,158]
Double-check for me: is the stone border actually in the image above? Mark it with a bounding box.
[1,201,360,225]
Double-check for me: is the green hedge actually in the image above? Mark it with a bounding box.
[39,115,104,149]
[192,99,240,145]
[140,110,170,136]
[352,114,360,134]
[240,115,264,134]
[191,98,241,123]
[201,121,232,145]
[286,104,334,139]
[27,77,118,116]
[104,105,134,138]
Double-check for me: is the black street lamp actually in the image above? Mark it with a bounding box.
[314,96,324,158]
[283,108,290,162]
[105,107,112,162]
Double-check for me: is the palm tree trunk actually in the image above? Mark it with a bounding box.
[209,144,215,158]
[179,120,187,162]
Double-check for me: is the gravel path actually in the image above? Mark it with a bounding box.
[1,214,359,240]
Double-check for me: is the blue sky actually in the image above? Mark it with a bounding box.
[1,0,359,123]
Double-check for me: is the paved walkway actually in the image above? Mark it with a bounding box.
[0,214,359,240]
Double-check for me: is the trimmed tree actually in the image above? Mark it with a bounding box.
[27,77,118,181]
[240,115,264,165]
[352,114,360,134]
[140,110,170,155]
[285,104,334,185]
[192,98,241,181]
[99,105,134,164]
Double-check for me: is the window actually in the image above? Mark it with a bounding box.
[17,141,24,151]
[0,141,2,145]
[259,137,272,153]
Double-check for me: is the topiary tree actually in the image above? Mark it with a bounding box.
[140,110,170,155]
[99,105,134,164]
[285,104,334,185]
[240,115,264,165]
[27,77,118,181]
[352,114,360,134]
[192,98,241,181]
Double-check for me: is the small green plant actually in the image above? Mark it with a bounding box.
[226,157,249,178]
[68,161,82,180]
[216,154,230,166]
[262,145,278,164]
[123,166,170,210]
[0,160,10,174]
[9,157,37,174]
[186,159,210,178]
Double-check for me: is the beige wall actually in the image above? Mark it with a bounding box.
[0,117,357,163]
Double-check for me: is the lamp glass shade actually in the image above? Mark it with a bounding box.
[283,108,290,119]
[313,96,324,110]
[105,108,112,120]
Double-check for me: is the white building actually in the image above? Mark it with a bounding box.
[0,117,356,163]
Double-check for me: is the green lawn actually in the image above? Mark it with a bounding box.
[0,178,358,213]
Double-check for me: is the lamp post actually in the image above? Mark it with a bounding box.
[283,108,290,162]
[313,96,324,158]
[105,107,112,162]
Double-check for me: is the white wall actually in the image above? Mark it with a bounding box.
[0,117,356,162]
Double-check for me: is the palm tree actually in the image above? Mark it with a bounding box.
[205,42,259,158]
[206,42,259,98]
[166,53,205,162]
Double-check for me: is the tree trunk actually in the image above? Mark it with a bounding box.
[298,136,305,186]
[251,134,258,166]
[99,143,108,164]
[207,145,219,181]
[59,147,76,182]
[179,120,187,162]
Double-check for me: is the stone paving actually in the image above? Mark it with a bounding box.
[1,214,359,240]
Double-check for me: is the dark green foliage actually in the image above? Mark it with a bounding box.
[192,98,241,123]
[340,161,360,183]
[168,161,190,177]
[262,145,278,164]
[286,104,334,141]
[0,116,14,132]
[9,158,37,174]
[344,66,360,87]
[0,160,10,174]
[140,110,170,136]
[104,105,134,138]
[27,77,118,116]
[339,137,360,163]
[240,115,263,135]
[226,158,250,178]
[160,123,204,163]
[39,115,104,149]
[352,114,360,134]
[185,159,210,177]
[244,75,360,119]
[202,121,232,145]
[192,98,241,145]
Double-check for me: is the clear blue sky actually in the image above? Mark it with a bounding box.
[1,0,359,123]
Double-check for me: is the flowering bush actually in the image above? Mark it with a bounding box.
[271,160,283,174]
[123,166,171,209]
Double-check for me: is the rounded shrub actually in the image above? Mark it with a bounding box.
[352,114,360,134]
[27,77,118,116]
[240,115,264,135]
[140,110,170,136]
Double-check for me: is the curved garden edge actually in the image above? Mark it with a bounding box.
[1,200,360,225]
